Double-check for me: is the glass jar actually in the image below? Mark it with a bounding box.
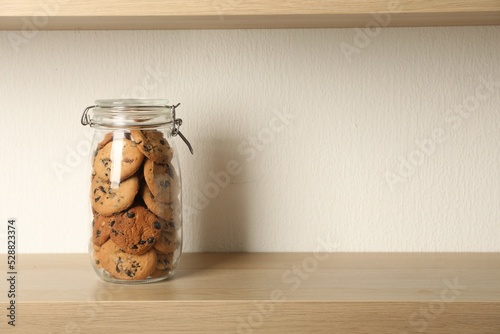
[81,99,192,284]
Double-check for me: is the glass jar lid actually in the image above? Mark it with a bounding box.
[82,99,173,129]
[81,99,193,154]
[94,98,170,108]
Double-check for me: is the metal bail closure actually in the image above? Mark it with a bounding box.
[81,105,95,126]
[170,103,194,154]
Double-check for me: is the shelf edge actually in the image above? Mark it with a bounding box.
[0,12,499,30]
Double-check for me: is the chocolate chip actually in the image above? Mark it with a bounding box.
[94,196,101,202]
[138,240,146,245]
[130,245,138,249]
[127,212,135,218]
[99,186,106,193]
[115,265,121,273]
[126,270,134,277]
[96,229,101,236]
[148,237,155,244]
[154,222,161,230]
[160,139,166,145]
[109,220,115,227]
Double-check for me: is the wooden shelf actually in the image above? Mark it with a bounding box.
[1,0,499,30]
[0,253,499,333]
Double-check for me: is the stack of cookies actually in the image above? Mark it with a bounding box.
[91,130,181,281]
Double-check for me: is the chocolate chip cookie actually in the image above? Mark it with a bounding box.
[97,132,113,150]
[94,138,144,181]
[150,268,169,278]
[92,214,118,246]
[131,130,173,164]
[153,219,179,254]
[144,159,180,203]
[141,185,180,221]
[110,206,162,255]
[98,239,158,281]
[156,251,175,270]
[91,176,139,216]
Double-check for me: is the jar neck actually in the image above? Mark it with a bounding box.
[82,99,174,129]
[81,99,193,154]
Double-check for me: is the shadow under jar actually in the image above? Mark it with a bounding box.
[81,99,192,284]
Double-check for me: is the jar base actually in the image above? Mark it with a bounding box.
[93,267,177,284]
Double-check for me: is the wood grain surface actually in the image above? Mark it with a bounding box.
[0,253,498,333]
[0,0,499,29]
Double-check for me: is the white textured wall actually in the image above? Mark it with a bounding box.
[0,27,499,254]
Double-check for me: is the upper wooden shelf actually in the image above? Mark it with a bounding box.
[0,253,499,333]
[1,0,499,30]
